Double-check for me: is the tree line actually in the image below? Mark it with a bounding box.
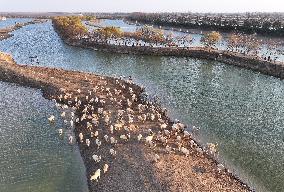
[127,12,284,37]
[52,16,88,40]
[52,16,282,62]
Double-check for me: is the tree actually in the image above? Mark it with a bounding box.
[184,34,193,44]
[242,35,260,55]
[134,25,165,43]
[95,27,123,39]
[52,16,88,40]
[84,15,96,21]
[164,32,175,45]
[227,33,242,51]
[200,31,222,48]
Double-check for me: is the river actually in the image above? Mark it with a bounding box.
[0,18,33,28]
[0,19,284,192]
[0,81,88,192]
[86,19,284,61]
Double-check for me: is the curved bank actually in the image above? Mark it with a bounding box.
[0,19,46,40]
[52,21,284,80]
[0,52,252,191]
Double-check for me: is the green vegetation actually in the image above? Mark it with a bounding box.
[52,16,88,40]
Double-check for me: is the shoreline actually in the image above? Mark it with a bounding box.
[66,37,284,80]
[0,52,252,191]
[51,19,284,80]
[0,19,47,40]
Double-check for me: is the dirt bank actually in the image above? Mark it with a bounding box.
[52,21,284,80]
[78,40,284,79]
[0,52,252,192]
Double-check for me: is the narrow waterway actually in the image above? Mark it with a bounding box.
[0,18,32,28]
[0,81,88,192]
[86,19,284,61]
[1,20,284,192]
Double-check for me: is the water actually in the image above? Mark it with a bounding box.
[0,82,88,192]
[1,19,284,192]
[85,19,284,61]
[0,18,33,28]
[97,19,138,32]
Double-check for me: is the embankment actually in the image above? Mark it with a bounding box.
[82,41,284,79]
[54,25,284,80]
[0,52,253,191]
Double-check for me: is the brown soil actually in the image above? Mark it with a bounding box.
[0,52,252,192]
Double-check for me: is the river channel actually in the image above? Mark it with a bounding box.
[0,18,284,192]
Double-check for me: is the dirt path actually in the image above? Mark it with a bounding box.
[0,52,252,192]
